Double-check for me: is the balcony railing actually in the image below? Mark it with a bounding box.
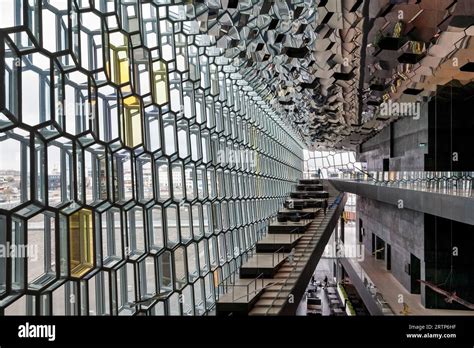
[331,170,474,197]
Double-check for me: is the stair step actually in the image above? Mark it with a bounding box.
[254,299,286,307]
[274,275,298,282]
[275,268,300,274]
[265,283,292,290]
[249,307,281,316]
[261,290,289,298]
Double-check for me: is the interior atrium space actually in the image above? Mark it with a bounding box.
[0,0,474,344]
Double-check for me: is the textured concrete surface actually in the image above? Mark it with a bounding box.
[356,196,424,292]
[357,106,428,171]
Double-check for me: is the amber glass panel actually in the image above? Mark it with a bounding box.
[152,61,168,105]
[69,209,94,278]
[107,32,130,88]
[122,96,143,147]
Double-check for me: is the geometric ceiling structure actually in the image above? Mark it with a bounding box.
[203,0,366,150]
[356,0,474,149]
[202,0,474,150]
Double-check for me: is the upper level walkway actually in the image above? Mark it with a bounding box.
[329,173,474,225]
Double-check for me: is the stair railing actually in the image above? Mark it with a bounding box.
[264,193,345,315]
[272,246,285,266]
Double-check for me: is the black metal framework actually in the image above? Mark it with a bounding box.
[0,0,304,315]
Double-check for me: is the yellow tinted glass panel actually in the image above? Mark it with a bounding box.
[108,32,130,86]
[122,96,143,148]
[152,61,168,105]
[69,209,94,278]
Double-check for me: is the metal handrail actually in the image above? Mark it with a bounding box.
[290,228,300,243]
[265,207,334,313]
[267,224,301,243]
[264,193,344,315]
[352,167,379,183]
[346,257,395,315]
[218,272,265,303]
[272,246,285,266]
[217,224,303,304]
[230,278,288,303]
[335,170,473,197]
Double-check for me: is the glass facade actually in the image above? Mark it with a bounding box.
[0,0,304,315]
[303,150,362,179]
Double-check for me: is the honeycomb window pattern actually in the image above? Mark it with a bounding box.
[0,0,304,316]
[303,150,362,179]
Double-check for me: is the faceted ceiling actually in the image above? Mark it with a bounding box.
[200,0,474,150]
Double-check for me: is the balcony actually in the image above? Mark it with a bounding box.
[329,171,474,225]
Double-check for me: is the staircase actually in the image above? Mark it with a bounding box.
[215,178,346,316]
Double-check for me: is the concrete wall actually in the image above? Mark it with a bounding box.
[425,90,474,171]
[358,126,390,171]
[355,103,429,293]
[352,95,473,308]
[357,102,429,171]
[357,196,424,292]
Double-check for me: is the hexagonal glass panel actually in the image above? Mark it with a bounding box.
[0,131,30,210]
[165,205,179,247]
[27,211,56,289]
[125,206,146,260]
[69,208,94,278]
[100,207,123,268]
